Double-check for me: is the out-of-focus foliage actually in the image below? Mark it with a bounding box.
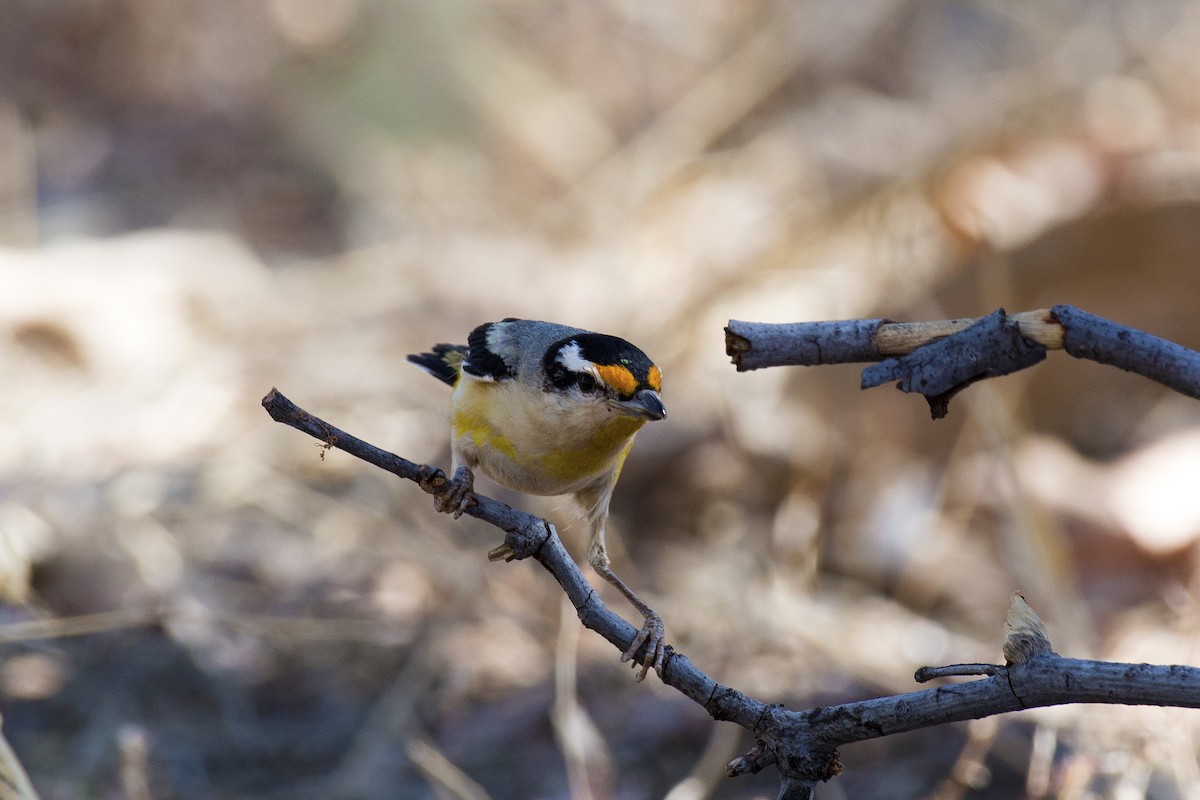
[4,1,1200,798]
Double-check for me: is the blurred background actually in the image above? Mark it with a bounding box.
[3,1,1200,798]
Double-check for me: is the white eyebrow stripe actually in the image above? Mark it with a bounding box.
[555,341,598,376]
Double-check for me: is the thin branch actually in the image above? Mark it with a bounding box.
[785,657,1200,747]
[1051,304,1200,400]
[261,389,767,727]
[723,308,1062,370]
[725,305,1200,417]
[262,390,1200,794]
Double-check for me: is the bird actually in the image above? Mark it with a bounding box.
[408,318,668,678]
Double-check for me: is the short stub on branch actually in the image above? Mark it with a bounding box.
[725,739,774,778]
[486,521,555,563]
[913,662,1002,682]
[916,593,1053,681]
[724,708,843,794]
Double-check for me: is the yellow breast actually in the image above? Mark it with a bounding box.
[449,378,645,495]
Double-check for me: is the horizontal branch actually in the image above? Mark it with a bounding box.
[785,654,1200,750]
[263,390,1200,798]
[723,308,1062,370]
[725,305,1200,417]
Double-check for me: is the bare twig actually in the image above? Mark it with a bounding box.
[725,305,1200,417]
[913,664,1003,682]
[262,390,1200,796]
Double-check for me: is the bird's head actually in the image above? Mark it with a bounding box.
[542,333,666,422]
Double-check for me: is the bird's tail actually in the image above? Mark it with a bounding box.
[406,344,468,387]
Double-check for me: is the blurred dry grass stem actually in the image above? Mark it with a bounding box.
[406,739,493,800]
[118,726,152,800]
[927,718,1001,800]
[0,717,38,800]
[663,723,747,800]
[0,609,162,645]
[553,596,612,800]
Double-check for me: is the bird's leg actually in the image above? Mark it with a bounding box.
[421,462,477,518]
[588,540,666,681]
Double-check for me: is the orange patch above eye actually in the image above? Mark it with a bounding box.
[647,364,662,392]
[596,364,637,397]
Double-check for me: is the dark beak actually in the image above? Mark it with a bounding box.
[616,389,666,421]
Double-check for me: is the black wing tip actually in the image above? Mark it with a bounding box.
[408,344,466,387]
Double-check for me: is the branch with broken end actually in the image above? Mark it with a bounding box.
[263,391,1200,797]
[726,305,1200,418]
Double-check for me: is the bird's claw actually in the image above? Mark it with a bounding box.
[424,464,476,518]
[621,610,667,681]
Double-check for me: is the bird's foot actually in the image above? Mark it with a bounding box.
[420,464,476,518]
[620,609,667,682]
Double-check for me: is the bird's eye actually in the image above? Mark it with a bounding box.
[548,365,573,389]
[576,373,598,393]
